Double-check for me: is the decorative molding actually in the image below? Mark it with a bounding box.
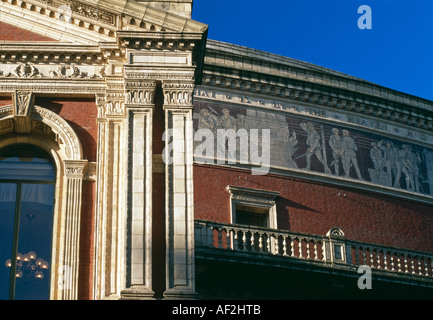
[125,80,156,106]
[226,185,280,206]
[162,81,194,107]
[0,63,106,80]
[12,90,34,117]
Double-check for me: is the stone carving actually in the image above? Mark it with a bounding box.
[1,63,105,79]
[300,122,331,174]
[38,0,116,26]
[219,108,237,131]
[13,91,34,116]
[163,82,194,106]
[329,128,343,176]
[198,107,221,131]
[287,129,298,169]
[341,130,363,180]
[4,63,43,78]
[126,81,156,105]
[193,103,433,196]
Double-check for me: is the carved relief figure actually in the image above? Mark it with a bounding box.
[377,140,398,186]
[219,108,237,131]
[341,130,363,180]
[287,129,299,169]
[300,122,331,173]
[399,144,422,192]
[198,107,221,131]
[329,128,343,176]
[370,142,384,172]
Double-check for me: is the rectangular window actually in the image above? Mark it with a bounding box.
[226,186,279,229]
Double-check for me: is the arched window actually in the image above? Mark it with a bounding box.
[0,144,55,300]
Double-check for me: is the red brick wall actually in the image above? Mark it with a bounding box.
[35,97,98,162]
[78,180,95,300]
[193,164,433,253]
[0,22,56,41]
[0,96,12,107]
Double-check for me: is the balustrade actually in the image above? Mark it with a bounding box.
[195,220,433,280]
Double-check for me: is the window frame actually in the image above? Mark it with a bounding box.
[226,185,279,229]
[0,144,56,300]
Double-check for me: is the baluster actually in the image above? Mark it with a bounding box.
[383,251,388,271]
[418,256,423,276]
[425,258,430,276]
[226,228,232,250]
[397,253,402,273]
[376,249,381,270]
[242,231,248,252]
[411,256,416,274]
[298,238,303,258]
[282,237,287,256]
[258,233,263,253]
[306,240,311,259]
[274,235,279,255]
[404,254,409,273]
[314,241,318,260]
[266,234,271,253]
[250,231,255,252]
[389,251,395,271]
[290,237,295,257]
[369,248,374,267]
[233,229,239,251]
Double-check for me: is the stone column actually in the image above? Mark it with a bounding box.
[62,159,87,300]
[93,78,129,300]
[162,81,196,299]
[121,80,157,299]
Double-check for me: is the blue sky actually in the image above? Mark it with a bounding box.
[192,1,433,102]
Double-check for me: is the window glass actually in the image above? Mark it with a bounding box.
[0,183,17,300]
[0,146,55,181]
[0,145,55,300]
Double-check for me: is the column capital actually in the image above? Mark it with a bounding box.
[162,81,195,108]
[125,80,157,108]
[64,160,88,179]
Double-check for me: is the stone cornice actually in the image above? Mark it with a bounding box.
[204,40,433,116]
[0,0,208,45]
[199,73,433,132]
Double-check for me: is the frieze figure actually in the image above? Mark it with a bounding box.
[329,128,343,176]
[198,107,221,131]
[377,140,398,186]
[300,122,331,174]
[219,108,237,131]
[341,130,363,180]
[287,129,299,169]
[399,144,422,192]
[370,142,385,172]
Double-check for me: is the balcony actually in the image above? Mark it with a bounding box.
[194,220,433,289]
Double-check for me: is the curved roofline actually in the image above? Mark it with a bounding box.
[204,39,433,112]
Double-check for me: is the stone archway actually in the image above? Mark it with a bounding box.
[0,99,88,300]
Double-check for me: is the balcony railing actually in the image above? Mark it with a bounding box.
[194,220,433,281]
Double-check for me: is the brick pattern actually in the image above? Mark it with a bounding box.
[35,97,98,162]
[0,22,56,41]
[78,180,95,300]
[193,164,433,253]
